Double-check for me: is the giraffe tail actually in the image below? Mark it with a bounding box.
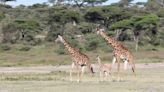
[91,66,94,74]
[87,64,94,76]
[131,63,136,76]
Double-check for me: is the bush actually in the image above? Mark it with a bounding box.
[85,40,98,51]
[66,36,83,50]
[19,46,31,51]
[84,34,103,51]
[0,44,11,51]
[55,49,67,55]
[55,44,67,55]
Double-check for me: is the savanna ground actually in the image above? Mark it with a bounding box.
[0,44,163,92]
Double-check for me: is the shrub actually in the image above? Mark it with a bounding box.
[0,44,11,51]
[55,49,67,55]
[19,46,31,51]
[85,40,98,51]
[55,44,67,55]
[84,34,103,51]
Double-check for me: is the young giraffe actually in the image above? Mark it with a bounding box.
[55,35,94,82]
[96,27,136,81]
[96,55,111,81]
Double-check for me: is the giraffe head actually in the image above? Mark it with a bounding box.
[55,35,65,43]
[96,27,104,35]
[96,55,101,64]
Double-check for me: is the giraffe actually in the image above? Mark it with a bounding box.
[96,27,136,81]
[96,55,111,81]
[55,35,94,82]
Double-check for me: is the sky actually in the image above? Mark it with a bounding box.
[6,0,148,7]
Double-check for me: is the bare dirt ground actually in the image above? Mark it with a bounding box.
[0,63,163,73]
[0,63,163,92]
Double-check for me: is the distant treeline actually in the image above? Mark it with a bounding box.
[0,0,164,51]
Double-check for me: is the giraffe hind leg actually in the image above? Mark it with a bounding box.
[70,62,75,82]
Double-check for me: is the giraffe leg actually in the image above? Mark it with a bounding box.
[80,66,85,82]
[76,65,80,83]
[124,60,128,70]
[70,62,75,81]
[112,57,116,68]
[99,71,103,81]
[102,72,104,81]
[109,71,113,81]
[123,59,128,80]
[105,71,109,81]
[116,57,121,81]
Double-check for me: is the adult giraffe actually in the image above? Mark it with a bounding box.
[55,35,94,82]
[96,27,136,81]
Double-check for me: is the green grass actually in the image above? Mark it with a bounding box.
[0,43,163,67]
[0,67,163,92]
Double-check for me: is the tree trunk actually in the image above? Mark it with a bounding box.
[20,29,24,40]
[115,29,122,40]
[73,20,76,26]
[74,0,84,9]
[134,35,139,51]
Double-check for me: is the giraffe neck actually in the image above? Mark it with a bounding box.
[97,57,102,65]
[62,38,75,55]
[100,31,119,49]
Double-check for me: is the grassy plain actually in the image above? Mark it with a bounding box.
[0,67,163,92]
[0,43,163,67]
[0,44,163,92]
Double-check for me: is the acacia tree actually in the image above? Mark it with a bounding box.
[48,0,65,6]
[109,14,158,51]
[13,19,40,42]
[110,19,133,40]
[132,14,158,51]
[47,7,81,41]
[145,0,164,11]
[118,0,134,7]
[64,0,108,8]
[84,6,132,28]
[85,0,108,7]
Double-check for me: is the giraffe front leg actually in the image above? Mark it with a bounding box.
[104,71,109,81]
[124,60,128,70]
[109,71,113,81]
[80,66,85,82]
[76,65,80,83]
[116,57,121,82]
[122,59,128,81]
[99,71,103,82]
[112,57,116,69]
[70,62,75,82]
